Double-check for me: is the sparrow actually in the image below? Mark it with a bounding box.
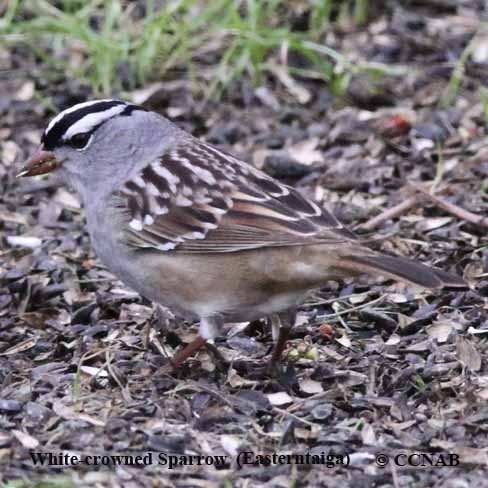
[18,99,466,369]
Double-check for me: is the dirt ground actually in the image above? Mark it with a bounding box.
[1,2,488,487]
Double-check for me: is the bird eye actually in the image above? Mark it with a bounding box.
[68,133,91,150]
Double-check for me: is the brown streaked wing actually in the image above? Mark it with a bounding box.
[115,139,357,253]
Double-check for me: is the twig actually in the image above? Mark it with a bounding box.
[305,290,374,307]
[105,350,132,404]
[415,185,488,228]
[314,294,388,322]
[360,195,420,231]
[360,181,488,232]
[273,406,317,427]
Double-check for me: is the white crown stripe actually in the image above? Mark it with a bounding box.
[45,99,116,135]
[63,105,127,139]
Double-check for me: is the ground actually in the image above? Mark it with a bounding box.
[1,1,488,487]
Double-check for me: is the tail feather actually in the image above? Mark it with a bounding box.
[341,254,467,290]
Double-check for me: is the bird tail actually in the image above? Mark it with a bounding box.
[339,253,467,290]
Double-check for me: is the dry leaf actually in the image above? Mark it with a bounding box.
[6,235,42,249]
[267,392,293,406]
[2,141,19,166]
[294,425,320,440]
[0,210,29,226]
[427,323,455,343]
[416,217,453,232]
[12,430,39,449]
[52,401,105,427]
[220,435,240,457]
[321,345,345,361]
[336,333,352,349]
[15,81,35,101]
[227,367,257,388]
[79,366,109,378]
[472,33,488,63]
[254,86,280,110]
[361,423,376,446]
[287,138,324,166]
[476,388,488,401]
[432,439,488,466]
[349,293,370,304]
[300,379,324,395]
[270,64,311,103]
[385,334,401,346]
[456,337,482,372]
[1,337,39,355]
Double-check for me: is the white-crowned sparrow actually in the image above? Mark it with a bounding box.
[18,99,466,368]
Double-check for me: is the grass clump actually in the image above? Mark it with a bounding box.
[1,0,385,97]
[2,0,204,94]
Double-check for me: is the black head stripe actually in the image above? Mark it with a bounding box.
[121,104,147,116]
[41,100,147,150]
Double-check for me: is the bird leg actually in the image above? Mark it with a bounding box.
[269,310,296,368]
[170,316,225,370]
[270,324,291,366]
[170,335,206,370]
[199,315,223,343]
[199,315,227,369]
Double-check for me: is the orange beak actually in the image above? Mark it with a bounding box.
[17,146,61,177]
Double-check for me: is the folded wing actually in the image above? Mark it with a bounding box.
[114,139,356,253]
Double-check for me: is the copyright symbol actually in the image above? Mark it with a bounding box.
[376,453,389,467]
